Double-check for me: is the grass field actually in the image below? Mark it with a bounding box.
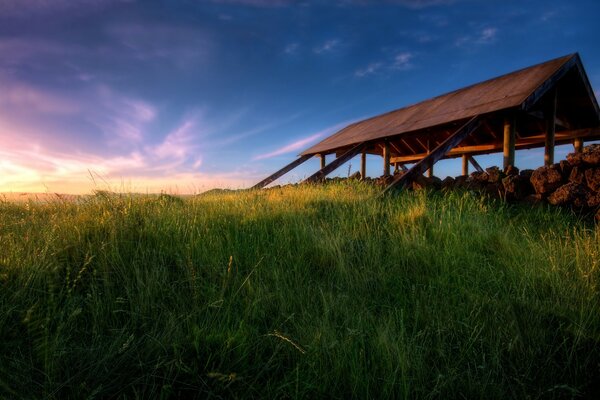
[1,182,599,399]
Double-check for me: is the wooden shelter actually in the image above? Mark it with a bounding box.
[253,53,600,191]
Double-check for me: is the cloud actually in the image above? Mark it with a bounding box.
[253,121,350,160]
[253,133,323,160]
[284,43,300,55]
[355,62,384,77]
[0,81,80,114]
[354,52,413,78]
[0,0,122,17]
[456,27,498,47]
[478,27,497,43]
[392,52,413,70]
[314,39,340,54]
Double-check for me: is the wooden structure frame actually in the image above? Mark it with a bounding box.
[253,53,600,190]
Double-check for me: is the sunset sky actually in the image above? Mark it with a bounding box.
[1,0,599,194]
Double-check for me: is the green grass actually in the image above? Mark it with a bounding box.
[0,182,599,399]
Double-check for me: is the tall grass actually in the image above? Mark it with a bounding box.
[0,182,598,399]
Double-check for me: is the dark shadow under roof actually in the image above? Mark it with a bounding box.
[301,53,598,156]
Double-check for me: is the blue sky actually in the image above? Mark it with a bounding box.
[0,0,599,193]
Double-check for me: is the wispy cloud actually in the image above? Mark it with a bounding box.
[355,51,414,78]
[253,133,323,160]
[253,121,350,160]
[314,39,340,54]
[392,52,413,70]
[455,27,498,47]
[284,43,300,55]
[0,80,80,114]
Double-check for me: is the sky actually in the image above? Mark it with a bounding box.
[0,0,599,194]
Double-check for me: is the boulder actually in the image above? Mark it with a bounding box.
[584,167,600,191]
[568,166,585,184]
[547,183,588,207]
[587,192,600,208]
[581,144,600,166]
[502,175,532,201]
[468,171,489,184]
[530,165,563,195]
[559,160,572,180]
[441,176,455,190]
[486,166,503,183]
[520,169,534,179]
[504,165,519,176]
[523,194,544,205]
[349,171,362,180]
[454,175,468,188]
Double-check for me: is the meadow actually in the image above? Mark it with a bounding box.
[0,182,598,399]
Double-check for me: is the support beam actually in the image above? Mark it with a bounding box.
[574,137,584,153]
[383,141,390,176]
[360,151,367,179]
[303,143,366,183]
[252,155,312,189]
[426,159,433,177]
[544,89,557,166]
[462,154,469,176]
[503,114,516,169]
[468,156,483,173]
[319,154,326,170]
[384,116,480,192]
[389,127,600,163]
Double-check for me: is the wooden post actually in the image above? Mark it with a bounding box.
[394,163,399,174]
[544,89,557,166]
[319,154,326,170]
[503,114,516,169]
[574,137,584,153]
[426,159,433,177]
[462,154,469,176]
[360,151,367,179]
[383,141,390,177]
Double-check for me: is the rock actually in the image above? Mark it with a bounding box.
[584,167,600,191]
[468,171,489,184]
[581,144,600,166]
[523,194,544,205]
[530,165,563,195]
[349,171,362,180]
[587,192,600,208]
[412,175,441,190]
[547,183,588,206]
[559,160,572,180]
[441,176,455,190]
[454,175,468,188]
[502,175,532,201]
[520,169,534,179]
[504,165,519,176]
[486,166,503,183]
[569,166,585,184]
[484,182,504,197]
[567,151,584,166]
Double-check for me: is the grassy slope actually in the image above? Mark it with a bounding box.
[0,182,598,399]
